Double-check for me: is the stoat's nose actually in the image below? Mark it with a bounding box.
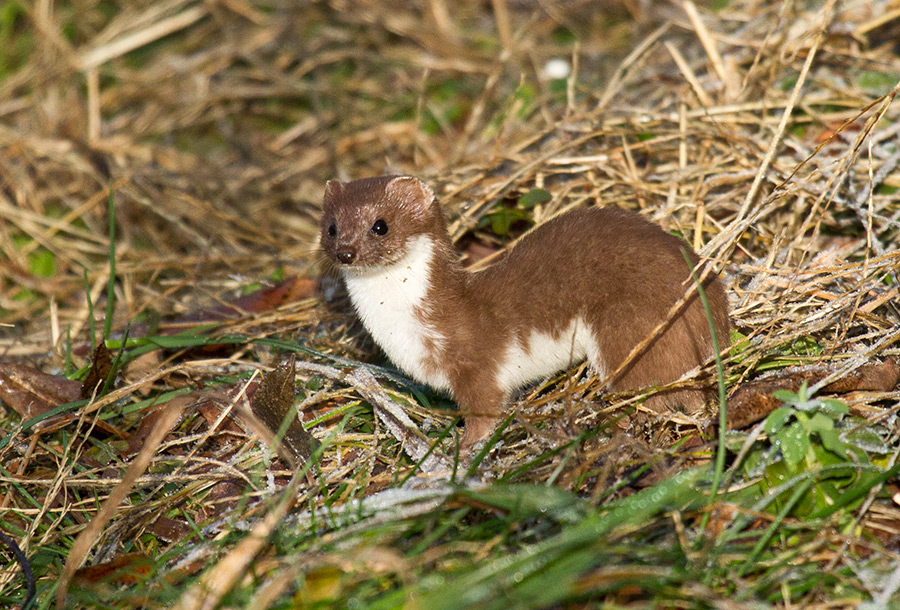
[337,250,356,265]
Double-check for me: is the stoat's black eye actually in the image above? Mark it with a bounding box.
[327,222,337,237]
[371,219,389,236]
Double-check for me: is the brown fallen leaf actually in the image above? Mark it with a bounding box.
[727,357,900,429]
[0,352,128,440]
[73,552,153,585]
[175,276,318,324]
[248,354,320,468]
[196,398,248,435]
[81,343,114,400]
[820,356,900,393]
[124,349,163,395]
[70,548,193,602]
[197,480,245,522]
[145,516,194,543]
[0,363,82,420]
[462,239,500,266]
[124,401,187,456]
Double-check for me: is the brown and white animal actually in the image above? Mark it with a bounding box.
[320,176,730,447]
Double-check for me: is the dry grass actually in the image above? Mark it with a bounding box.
[1,0,899,608]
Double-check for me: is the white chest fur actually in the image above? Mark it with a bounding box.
[342,235,451,390]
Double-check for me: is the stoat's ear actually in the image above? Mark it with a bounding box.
[385,176,435,219]
[323,180,344,203]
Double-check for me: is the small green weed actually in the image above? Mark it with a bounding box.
[742,383,890,519]
[478,189,550,236]
[730,332,824,372]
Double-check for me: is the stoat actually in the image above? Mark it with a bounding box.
[320,176,730,447]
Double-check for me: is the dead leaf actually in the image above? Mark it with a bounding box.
[125,401,187,456]
[81,343,114,400]
[462,240,499,265]
[0,363,82,420]
[177,276,318,324]
[145,516,193,543]
[124,349,163,395]
[249,354,320,468]
[198,480,245,522]
[196,398,247,435]
[727,357,900,429]
[73,552,153,585]
[821,356,899,393]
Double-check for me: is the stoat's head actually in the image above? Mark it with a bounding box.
[320,175,441,268]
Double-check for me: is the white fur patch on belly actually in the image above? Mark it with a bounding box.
[342,235,451,390]
[495,317,605,393]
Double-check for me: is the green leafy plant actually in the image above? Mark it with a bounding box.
[728,332,823,372]
[765,382,851,468]
[745,383,890,518]
[479,189,551,236]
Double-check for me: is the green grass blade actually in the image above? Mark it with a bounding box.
[373,466,710,609]
[103,183,116,340]
[83,267,95,352]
